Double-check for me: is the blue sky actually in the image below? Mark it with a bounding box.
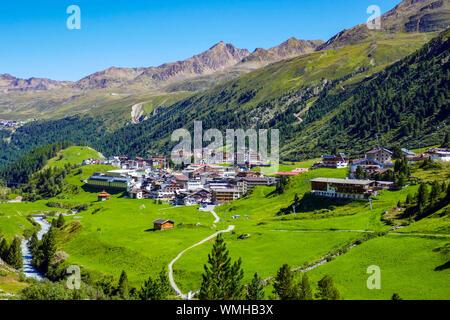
[0,0,400,81]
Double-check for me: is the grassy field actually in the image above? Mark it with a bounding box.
[60,198,218,287]
[1,144,449,299]
[305,235,450,300]
[45,146,104,169]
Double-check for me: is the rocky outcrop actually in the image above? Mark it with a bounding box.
[242,38,324,64]
[318,0,450,50]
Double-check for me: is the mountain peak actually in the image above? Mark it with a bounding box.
[318,0,450,50]
[242,37,324,64]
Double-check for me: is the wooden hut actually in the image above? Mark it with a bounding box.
[153,219,174,230]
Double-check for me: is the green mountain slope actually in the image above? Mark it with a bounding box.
[94,31,441,158]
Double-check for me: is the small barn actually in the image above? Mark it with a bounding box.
[98,190,110,201]
[153,219,175,231]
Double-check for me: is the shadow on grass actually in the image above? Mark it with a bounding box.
[434,260,450,271]
[81,185,127,197]
[277,192,353,216]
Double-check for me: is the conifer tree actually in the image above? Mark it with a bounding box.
[316,275,340,300]
[246,272,265,300]
[295,273,313,300]
[272,264,294,300]
[56,214,65,228]
[118,270,129,299]
[0,238,9,261]
[7,237,23,270]
[417,183,429,212]
[29,232,39,253]
[138,269,171,300]
[198,234,244,300]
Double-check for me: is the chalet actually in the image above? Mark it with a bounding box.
[98,191,110,201]
[365,148,393,165]
[177,189,212,205]
[173,175,189,189]
[129,189,143,199]
[312,153,349,169]
[238,176,276,193]
[408,153,430,163]
[310,177,377,200]
[428,148,450,162]
[153,219,174,230]
[212,188,244,203]
[350,158,384,177]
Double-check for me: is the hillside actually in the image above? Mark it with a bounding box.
[318,0,450,50]
[93,30,444,158]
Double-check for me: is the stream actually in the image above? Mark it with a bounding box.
[20,216,51,280]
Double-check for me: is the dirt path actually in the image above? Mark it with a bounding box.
[168,206,233,299]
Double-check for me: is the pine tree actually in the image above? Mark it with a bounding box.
[29,232,38,253]
[139,276,158,300]
[246,272,265,300]
[198,233,244,300]
[0,238,8,261]
[228,258,245,299]
[42,227,57,270]
[56,214,65,228]
[118,270,129,299]
[272,264,294,300]
[7,237,23,270]
[138,269,171,300]
[316,275,340,300]
[417,183,429,212]
[295,273,313,300]
[157,268,171,300]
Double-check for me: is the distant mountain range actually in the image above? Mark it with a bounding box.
[1,0,447,93]
[0,37,323,92]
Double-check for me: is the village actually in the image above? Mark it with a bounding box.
[83,146,450,207]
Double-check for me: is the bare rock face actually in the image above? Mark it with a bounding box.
[318,0,450,50]
[242,38,324,64]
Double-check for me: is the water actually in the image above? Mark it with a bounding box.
[20,216,50,280]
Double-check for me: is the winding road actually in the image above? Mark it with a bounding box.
[168,205,233,299]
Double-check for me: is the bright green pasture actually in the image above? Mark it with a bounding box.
[60,199,218,287]
[45,146,103,169]
[306,235,450,300]
[173,229,363,293]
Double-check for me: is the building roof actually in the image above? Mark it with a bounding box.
[310,178,375,185]
[153,219,174,224]
[174,174,189,181]
[351,158,384,167]
[366,148,393,154]
[98,191,110,197]
[88,175,133,183]
[276,171,300,176]
[401,148,415,156]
